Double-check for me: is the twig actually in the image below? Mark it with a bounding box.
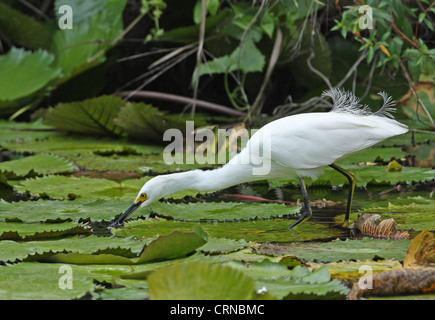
[399,60,434,128]
[248,27,283,121]
[335,49,368,88]
[116,91,246,117]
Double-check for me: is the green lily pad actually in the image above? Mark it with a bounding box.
[199,237,249,255]
[0,199,144,223]
[1,133,163,156]
[256,266,348,300]
[11,175,150,201]
[0,235,146,264]
[281,238,411,262]
[0,154,75,179]
[44,228,207,265]
[0,263,97,300]
[0,221,91,241]
[269,165,435,188]
[351,202,435,232]
[112,217,342,243]
[147,261,256,300]
[150,201,301,222]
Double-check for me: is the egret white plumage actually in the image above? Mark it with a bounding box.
[110,88,408,229]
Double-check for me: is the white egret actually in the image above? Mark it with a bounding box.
[110,88,408,229]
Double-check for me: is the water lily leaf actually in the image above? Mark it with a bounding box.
[0,47,61,102]
[44,228,207,265]
[43,95,126,137]
[0,221,91,241]
[0,199,140,223]
[150,201,300,221]
[255,266,348,300]
[11,175,150,201]
[147,261,256,300]
[1,133,163,156]
[307,260,403,282]
[0,235,146,264]
[269,165,435,188]
[283,238,411,262]
[0,263,97,300]
[346,202,435,232]
[113,216,342,243]
[199,237,248,254]
[136,228,208,263]
[0,154,75,179]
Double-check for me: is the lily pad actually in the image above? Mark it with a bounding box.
[0,221,91,241]
[0,199,144,223]
[147,261,256,300]
[11,175,150,201]
[0,263,98,300]
[112,217,342,243]
[0,154,75,179]
[43,228,207,265]
[282,238,411,262]
[0,235,146,264]
[255,266,348,300]
[150,201,301,222]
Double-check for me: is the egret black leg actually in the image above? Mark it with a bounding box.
[289,177,312,229]
[329,164,356,222]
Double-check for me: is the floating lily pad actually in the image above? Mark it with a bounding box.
[0,199,145,223]
[350,202,435,232]
[150,201,301,222]
[281,238,411,262]
[0,221,91,241]
[112,217,342,243]
[147,261,256,300]
[0,235,146,264]
[0,263,98,300]
[255,265,348,300]
[0,154,75,179]
[43,228,207,265]
[269,165,435,188]
[11,175,151,201]
[198,237,249,255]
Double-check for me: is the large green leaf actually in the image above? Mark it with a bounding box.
[0,2,53,50]
[0,199,138,223]
[113,216,342,243]
[44,96,126,137]
[150,201,300,221]
[147,261,256,300]
[256,266,348,300]
[194,37,265,83]
[44,228,207,265]
[113,101,200,143]
[0,154,75,179]
[0,47,61,102]
[0,221,90,241]
[51,0,127,82]
[11,175,150,201]
[0,263,98,300]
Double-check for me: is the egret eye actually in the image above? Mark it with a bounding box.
[134,193,147,203]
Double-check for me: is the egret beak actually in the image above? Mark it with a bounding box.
[109,200,142,228]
